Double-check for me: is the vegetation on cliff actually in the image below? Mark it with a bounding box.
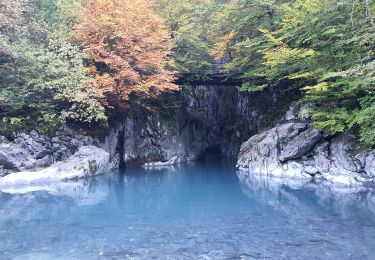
[0,0,374,147]
[210,0,375,147]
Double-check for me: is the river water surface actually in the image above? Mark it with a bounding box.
[1,155,375,259]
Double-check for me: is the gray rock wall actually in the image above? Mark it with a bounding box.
[106,85,285,167]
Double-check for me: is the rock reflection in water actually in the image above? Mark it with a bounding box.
[0,164,184,209]
[237,170,375,217]
[1,162,375,259]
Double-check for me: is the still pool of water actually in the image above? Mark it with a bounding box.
[1,156,375,259]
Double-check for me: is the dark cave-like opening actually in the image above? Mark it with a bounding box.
[198,145,222,162]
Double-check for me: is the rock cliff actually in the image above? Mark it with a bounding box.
[102,85,285,168]
[1,85,374,187]
[0,84,288,176]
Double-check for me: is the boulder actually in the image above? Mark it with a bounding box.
[14,132,52,159]
[237,104,375,187]
[0,127,97,174]
[0,146,110,187]
[0,143,35,171]
[278,126,321,162]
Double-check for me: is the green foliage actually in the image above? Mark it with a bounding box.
[155,0,216,79]
[0,0,106,134]
[211,0,282,82]
[213,0,375,147]
[1,0,374,148]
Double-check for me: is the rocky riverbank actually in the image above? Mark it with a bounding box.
[0,127,98,177]
[236,104,375,187]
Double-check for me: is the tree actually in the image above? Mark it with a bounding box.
[210,0,374,147]
[0,0,106,134]
[76,0,176,111]
[211,0,282,83]
[260,0,375,147]
[155,0,216,79]
[0,0,26,57]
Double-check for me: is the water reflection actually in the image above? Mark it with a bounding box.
[1,162,375,259]
[237,170,375,217]
[2,166,375,219]
[0,175,111,206]
[0,164,190,218]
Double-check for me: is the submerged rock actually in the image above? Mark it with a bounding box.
[143,155,186,168]
[0,146,110,187]
[237,104,375,187]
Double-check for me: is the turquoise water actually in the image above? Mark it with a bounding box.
[1,156,375,259]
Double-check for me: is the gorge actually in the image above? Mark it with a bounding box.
[0,83,284,178]
[0,83,374,188]
[1,0,375,258]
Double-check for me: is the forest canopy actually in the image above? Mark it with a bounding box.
[0,0,374,147]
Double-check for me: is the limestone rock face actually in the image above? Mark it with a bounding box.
[0,127,97,175]
[364,152,375,177]
[100,113,207,169]
[0,143,35,171]
[237,104,375,187]
[0,146,110,187]
[102,85,283,168]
